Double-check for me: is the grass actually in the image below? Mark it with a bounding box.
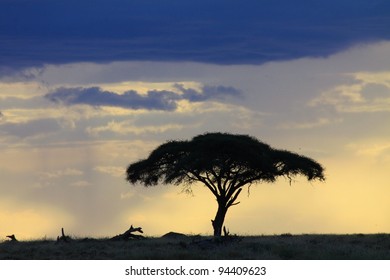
[0,234,389,260]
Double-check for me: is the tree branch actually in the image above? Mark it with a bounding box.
[210,167,222,191]
[186,170,219,197]
[227,188,242,208]
[235,173,269,189]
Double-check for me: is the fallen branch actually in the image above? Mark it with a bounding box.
[111,225,145,241]
[6,234,18,242]
[223,226,230,237]
[56,227,72,243]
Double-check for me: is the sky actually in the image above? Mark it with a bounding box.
[1,0,390,239]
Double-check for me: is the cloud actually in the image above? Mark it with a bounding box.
[278,117,343,130]
[94,166,125,178]
[71,180,92,188]
[0,118,61,139]
[174,84,241,102]
[346,139,390,163]
[310,72,390,113]
[1,0,390,71]
[352,142,390,157]
[39,168,83,180]
[86,120,185,137]
[44,84,241,111]
[45,87,178,111]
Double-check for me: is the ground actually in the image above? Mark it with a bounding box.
[0,234,389,260]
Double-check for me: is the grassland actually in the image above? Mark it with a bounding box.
[0,234,389,260]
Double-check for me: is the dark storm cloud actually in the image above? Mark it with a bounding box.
[45,87,178,111]
[174,84,241,102]
[1,0,390,70]
[44,84,241,110]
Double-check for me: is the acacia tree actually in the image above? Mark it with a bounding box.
[126,132,325,237]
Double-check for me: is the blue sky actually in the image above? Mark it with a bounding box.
[1,0,390,239]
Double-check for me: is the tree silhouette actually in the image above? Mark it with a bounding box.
[126,132,325,237]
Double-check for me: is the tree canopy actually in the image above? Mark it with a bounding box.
[126,132,325,236]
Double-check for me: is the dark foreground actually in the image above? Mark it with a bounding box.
[0,234,389,260]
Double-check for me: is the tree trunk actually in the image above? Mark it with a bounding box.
[212,200,229,237]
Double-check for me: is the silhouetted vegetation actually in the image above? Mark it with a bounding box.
[126,132,325,236]
[1,234,389,260]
